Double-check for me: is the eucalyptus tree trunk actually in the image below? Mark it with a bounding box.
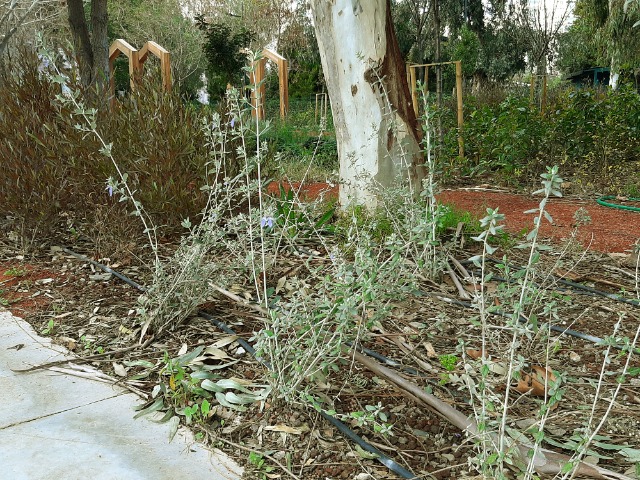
[310,0,426,208]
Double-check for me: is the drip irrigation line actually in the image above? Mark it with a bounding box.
[597,195,640,213]
[461,257,640,308]
[196,314,416,478]
[551,277,640,307]
[62,247,417,479]
[197,311,261,363]
[318,411,417,479]
[421,291,640,353]
[62,248,146,292]
[63,248,639,470]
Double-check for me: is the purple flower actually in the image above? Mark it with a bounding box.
[260,216,274,228]
[37,56,50,73]
[230,117,236,128]
[106,185,113,197]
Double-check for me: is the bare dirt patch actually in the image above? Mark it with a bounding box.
[438,188,639,253]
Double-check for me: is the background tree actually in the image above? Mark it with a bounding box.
[0,0,63,58]
[557,0,640,86]
[392,0,528,92]
[275,5,324,98]
[310,0,425,207]
[195,14,254,100]
[604,0,640,86]
[513,0,574,75]
[66,0,108,89]
[556,0,603,73]
[188,0,297,52]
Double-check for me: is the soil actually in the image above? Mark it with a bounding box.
[438,187,640,254]
[268,181,639,253]
[1,185,639,480]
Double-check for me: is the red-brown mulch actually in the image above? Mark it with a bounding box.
[0,262,58,315]
[438,189,639,253]
[268,182,639,254]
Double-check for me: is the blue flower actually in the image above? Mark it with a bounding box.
[106,184,113,197]
[230,117,236,128]
[260,216,274,228]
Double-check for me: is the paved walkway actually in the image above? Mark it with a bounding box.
[0,310,243,480]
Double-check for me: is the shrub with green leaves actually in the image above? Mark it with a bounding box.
[448,86,640,191]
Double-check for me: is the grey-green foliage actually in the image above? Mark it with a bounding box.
[465,167,569,478]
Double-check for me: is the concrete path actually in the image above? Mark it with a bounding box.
[0,310,243,480]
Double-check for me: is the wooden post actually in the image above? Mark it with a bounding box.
[405,60,464,157]
[529,74,536,107]
[108,39,172,108]
[278,57,288,119]
[250,57,266,120]
[541,74,547,113]
[409,65,418,116]
[422,66,429,101]
[315,93,328,123]
[455,61,464,159]
[251,49,289,121]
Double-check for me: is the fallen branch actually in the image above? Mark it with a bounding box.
[352,350,633,480]
[12,336,155,373]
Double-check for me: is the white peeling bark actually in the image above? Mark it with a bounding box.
[310,0,425,208]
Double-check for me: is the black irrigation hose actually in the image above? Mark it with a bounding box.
[196,313,417,479]
[424,293,610,346]
[62,248,146,292]
[319,411,417,479]
[62,248,417,479]
[461,257,640,308]
[64,247,639,472]
[552,277,640,308]
[197,311,260,362]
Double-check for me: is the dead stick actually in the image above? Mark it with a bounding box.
[210,283,267,315]
[351,350,631,480]
[446,260,471,300]
[12,337,155,373]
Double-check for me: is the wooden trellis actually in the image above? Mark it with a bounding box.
[108,39,171,105]
[250,48,289,120]
[406,60,464,159]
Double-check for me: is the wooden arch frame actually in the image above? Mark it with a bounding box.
[138,41,172,92]
[250,48,289,120]
[109,39,139,94]
[108,39,172,105]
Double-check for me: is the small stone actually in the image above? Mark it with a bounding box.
[89,273,112,281]
[569,351,581,363]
